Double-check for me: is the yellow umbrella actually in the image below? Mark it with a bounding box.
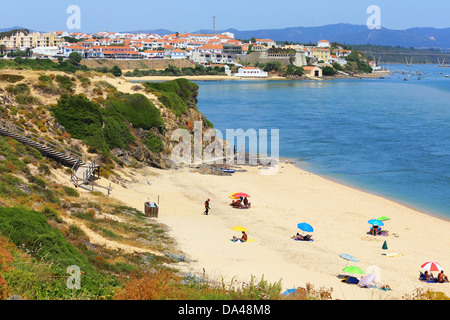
[232,226,247,232]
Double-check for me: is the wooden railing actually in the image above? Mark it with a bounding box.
[0,118,85,164]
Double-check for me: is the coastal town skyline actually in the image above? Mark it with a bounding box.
[2,0,450,34]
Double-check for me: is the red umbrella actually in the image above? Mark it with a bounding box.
[229,192,250,199]
[421,261,443,272]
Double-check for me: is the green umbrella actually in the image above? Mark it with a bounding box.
[377,216,390,221]
[342,266,364,275]
[382,241,388,250]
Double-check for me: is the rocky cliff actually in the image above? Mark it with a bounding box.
[0,69,213,171]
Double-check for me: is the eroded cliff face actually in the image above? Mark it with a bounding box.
[0,70,213,170]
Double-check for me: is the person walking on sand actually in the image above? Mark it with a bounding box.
[204,198,210,215]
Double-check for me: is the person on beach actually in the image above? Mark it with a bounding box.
[424,271,435,281]
[243,197,249,207]
[241,231,248,242]
[374,282,392,291]
[292,233,312,241]
[370,225,378,236]
[204,198,210,215]
[437,270,449,283]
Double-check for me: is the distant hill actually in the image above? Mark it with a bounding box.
[216,24,450,50]
[0,26,27,32]
[125,24,450,49]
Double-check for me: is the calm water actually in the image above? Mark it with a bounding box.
[194,64,450,219]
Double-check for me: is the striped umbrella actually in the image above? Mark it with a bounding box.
[358,274,377,288]
[339,254,359,263]
[421,261,443,272]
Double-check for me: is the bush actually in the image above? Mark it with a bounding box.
[0,206,93,272]
[51,94,108,153]
[106,93,165,132]
[143,132,164,153]
[0,74,24,83]
[101,107,135,149]
[55,75,74,93]
[62,186,79,197]
[322,66,338,76]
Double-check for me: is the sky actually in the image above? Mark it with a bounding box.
[1,0,450,33]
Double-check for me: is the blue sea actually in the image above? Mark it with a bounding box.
[194,64,450,220]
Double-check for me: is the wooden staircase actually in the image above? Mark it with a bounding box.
[0,118,111,195]
[70,157,111,195]
[0,118,84,166]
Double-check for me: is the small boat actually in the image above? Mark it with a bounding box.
[221,169,236,173]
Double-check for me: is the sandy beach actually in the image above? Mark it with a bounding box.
[103,160,450,300]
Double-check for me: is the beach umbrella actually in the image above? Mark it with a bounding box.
[232,226,247,232]
[382,241,388,250]
[358,274,377,287]
[339,254,359,263]
[297,223,314,233]
[421,261,443,272]
[377,216,390,221]
[342,266,364,275]
[229,192,250,199]
[282,288,297,296]
[368,219,384,227]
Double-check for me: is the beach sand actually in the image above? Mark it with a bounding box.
[104,160,450,300]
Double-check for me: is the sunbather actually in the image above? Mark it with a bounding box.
[438,270,449,283]
[292,233,312,241]
[341,276,359,284]
[369,225,378,236]
[374,282,392,291]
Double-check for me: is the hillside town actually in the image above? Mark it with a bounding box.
[0,30,382,77]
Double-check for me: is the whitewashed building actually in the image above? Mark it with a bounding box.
[233,67,268,77]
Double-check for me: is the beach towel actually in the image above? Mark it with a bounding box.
[377,287,392,291]
[294,238,314,242]
[385,253,402,257]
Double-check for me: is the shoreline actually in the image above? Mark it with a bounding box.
[124,71,392,82]
[107,158,450,300]
[282,157,450,223]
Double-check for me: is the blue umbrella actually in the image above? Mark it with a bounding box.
[368,219,384,227]
[282,288,297,296]
[339,253,359,263]
[297,223,314,233]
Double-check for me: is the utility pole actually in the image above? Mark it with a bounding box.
[212,16,216,34]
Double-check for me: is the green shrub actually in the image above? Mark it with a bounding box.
[51,94,108,153]
[0,206,93,272]
[0,74,24,83]
[143,132,164,153]
[55,75,74,93]
[106,93,165,131]
[6,83,30,95]
[62,186,79,197]
[101,107,135,150]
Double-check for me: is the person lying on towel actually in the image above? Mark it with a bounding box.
[292,233,313,241]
